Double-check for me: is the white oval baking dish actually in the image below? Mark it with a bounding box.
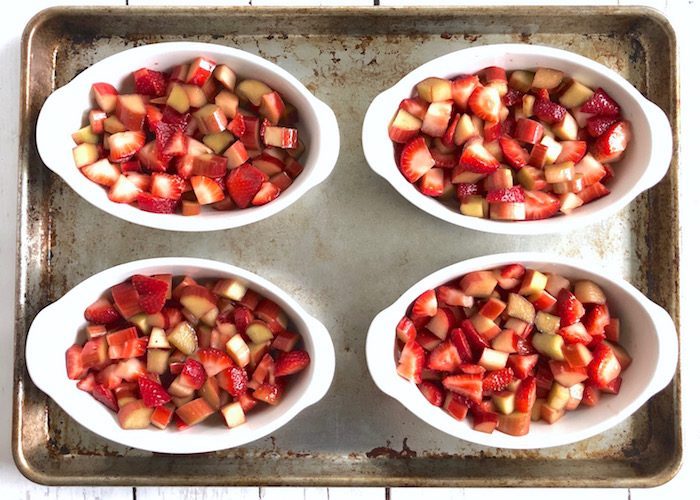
[365,252,677,449]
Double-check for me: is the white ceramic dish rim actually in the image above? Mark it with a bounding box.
[25,257,336,454]
[365,252,678,449]
[36,41,340,232]
[362,43,673,235]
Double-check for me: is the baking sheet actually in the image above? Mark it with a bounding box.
[13,5,681,487]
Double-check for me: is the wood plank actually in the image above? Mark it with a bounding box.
[137,488,260,499]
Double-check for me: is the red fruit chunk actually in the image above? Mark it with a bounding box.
[523,190,561,220]
[581,382,600,406]
[92,384,118,412]
[482,367,514,393]
[458,140,499,174]
[66,345,85,380]
[455,182,480,201]
[428,340,461,372]
[514,376,537,412]
[396,316,417,344]
[151,173,185,201]
[586,116,617,137]
[133,68,167,97]
[468,85,501,122]
[591,121,631,163]
[419,381,445,406]
[499,136,529,169]
[412,289,437,318]
[253,383,283,405]
[226,164,267,208]
[503,88,524,107]
[84,298,120,325]
[578,182,610,204]
[400,136,435,183]
[443,391,469,420]
[580,88,621,117]
[111,281,141,319]
[137,376,172,407]
[486,186,525,203]
[161,106,190,131]
[588,342,622,388]
[450,328,474,363]
[508,354,539,379]
[556,141,587,164]
[533,97,566,124]
[136,193,178,214]
[451,75,478,111]
[472,407,499,433]
[559,322,593,345]
[442,374,483,403]
[514,118,543,144]
[583,304,611,337]
[275,350,311,377]
[176,398,215,426]
[219,366,249,397]
[557,289,586,326]
[198,348,234,377]
[180,358,207,390]
[132,274,168,314]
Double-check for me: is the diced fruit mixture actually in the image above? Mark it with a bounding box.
[66,273,310,431]
[395,265,631,436]
[72,57,305,215]
[389,67,632,221]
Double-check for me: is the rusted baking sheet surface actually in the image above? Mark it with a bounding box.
[13,6,680,487]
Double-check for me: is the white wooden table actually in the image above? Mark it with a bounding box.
[1,0,696,498]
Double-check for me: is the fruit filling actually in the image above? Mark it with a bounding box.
[72,57,305,215]
[395,265,631,436]
[389,67,632,220]
[66,273,310,430]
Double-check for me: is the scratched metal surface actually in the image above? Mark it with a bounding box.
[13,6,680,487]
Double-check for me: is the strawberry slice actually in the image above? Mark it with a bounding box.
[574,155,606,186]
[154,122,187,158]
[251,181,281,206]
[468,85,501,122]
[418,168,444,197]
[556,141,587,164]
[218,366,248,397]
[137,376,171,407]
[461,319,490,356]
[514,376,537,412]
[442,374,483,403]
[503,87,524,107]
[412,289,438,318]
[396,340,425,384]
[111,281,142,318]
[150,173,185,201]
[180,358,207,389]
[588,342,622,388]
[427,340,461,372]
[400,136,435,183]
[533,97,566,124]
[191,175,225,205]
[226,164,267,208]
[455,182,480,201]
[197,348,234,377]
[66,345,85,380]
[161,106,191,131]
[450,328,473,363]
[233,306,254,333]
[227,113,246,137]
[133,68,168,97]
[437,286,473,308]
[580,88,621,117]
[418,381,445,406]
[581,382,600,406]
[523,189,561,220]
[557,288,586,326]
[253,383,283,405]
[578,182,610,204]
[274,350,311,377]
[108,175,142,204]
[583,304,610,337]
[429,149,458,169]
[92,384,118,412]
[84,297,120,324]
[108,131,146,162]
[77,372,96,392]
[458,140,499,174]
[482,367,514,393]
[132,274,168,314]
[486,186,525,203]
[451,75,479,111]
[508,354,539,379]
[586,116,617,137]
[499,136,529,169]
[136,193,178,214]
[590,120,631,163]
[81,159,120,187]
[396,316,417,344]
[559,323,593,345]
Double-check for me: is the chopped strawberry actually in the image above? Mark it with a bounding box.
[451,75,479,111]
[427,340,461,372]
[397,340,426,384]
[578,182,610,203]
[418,168,445,197]
[197,348,234,377]
[108,131,146,162]
[77,372,96,392]
[253,383,283,405]
[557,288,586,326]
[66,345,85,380]
[111,281,141,318]
[133,68,168,97]
[91,384,118,412]
[412,289,437,318]
[226,164,267,208]
[136,193,178,214]
[191,175,225,205]
[556,141,587,164]
[588,342,622,388]
[154,122,186,158]
[533,97,566,124]
[137,376,171,407]
[583,304,610,337]
[396,316,417,344]
[400,136,435,183]
[108,175,142,204]
[580,88,620,117]
[523,190,561,220]
[499,136,529,169]
[81,159,120,187]
[502,87,524,107]
[84,297,120,324]
[150,173,185,201]
[437,286,473,308]
[251,181,281,206]
[590,120,631,163]
[450,328,473,363]
[274,350,311,377]
[461,319,490,356]
[486,186,525,203]
[161,106,190,131]
[219,366,248,397]
[482,367,514,393]
[458,140,499,174]
[180,358,207,389]
[442,374,483,403]
[233,306,254,333]
[418,381,445,406]
[132,274,168,314]
[227,113,246,137]
[586,116,617,137]
[455,182,480,202]
[514,376,536,412]
[508,354,539,379]
[468,85,501,122]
